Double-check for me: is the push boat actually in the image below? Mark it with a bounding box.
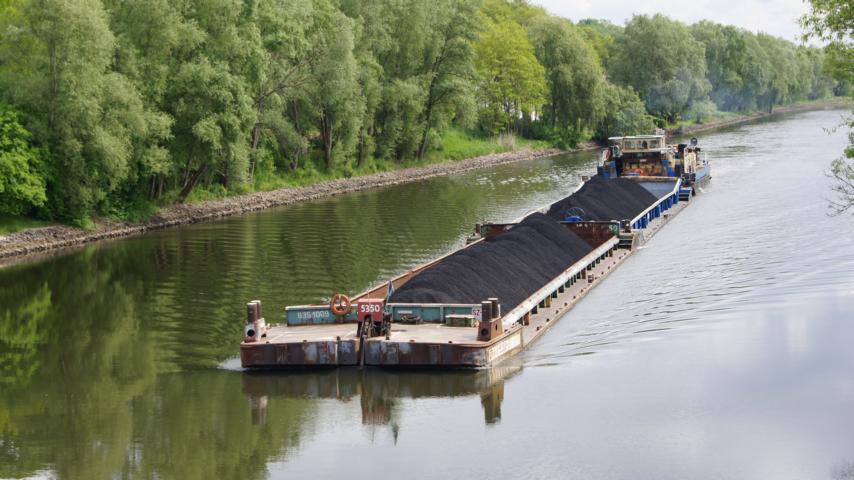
[239,134,709,368]
[599,134,710,192]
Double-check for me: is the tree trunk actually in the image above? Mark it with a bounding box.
[320,111,333,169]
[416,109,433,160]
[178,164,208,203]
[357,127,367,167]
[291,100,301,132]
[181,157,193,188]
[48,42,57,134]
[249,98,265,180]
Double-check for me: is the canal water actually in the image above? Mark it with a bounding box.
[1,109,852,479]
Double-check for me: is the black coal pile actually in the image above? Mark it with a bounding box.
[389,213,593,312]
[546,176,658,221]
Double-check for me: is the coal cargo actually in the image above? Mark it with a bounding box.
[388,213,594,312]
[546,176,657,221]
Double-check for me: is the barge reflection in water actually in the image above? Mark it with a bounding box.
[242,366,521,427]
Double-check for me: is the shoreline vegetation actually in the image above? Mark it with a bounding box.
[1,98,848,263]
[1,2,848,228]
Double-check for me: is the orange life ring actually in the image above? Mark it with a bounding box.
[330,294,351,316]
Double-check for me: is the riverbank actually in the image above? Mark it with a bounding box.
[0,146,570,261]
[669,98,852,135]
[1,98,849,263]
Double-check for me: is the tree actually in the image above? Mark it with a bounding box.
[0,104,48,215]
[245,0,321,179]
[594,83,655,139]
[103,0,190,201]
[755,34,800,112]
[3,0,149,223]
[480,0,547,26]
[305,10,363,169]
[828,154,854,215]
[609,14,711,121]
[414,0,479,159]
[577,19,621,68]
[158,0,264,201]
[529,16,604,147]
[691,22,771,111]
[803,0,854,214]
[340,0,429,162]
[167,58,254,201]
[474,18,547,135]
[646,66,714,122]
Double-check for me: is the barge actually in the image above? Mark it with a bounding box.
[240,134,708,368]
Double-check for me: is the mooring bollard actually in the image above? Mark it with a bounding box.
[244,300,266,342]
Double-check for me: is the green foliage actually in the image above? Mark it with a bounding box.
[429,128,507,161]
[528,16,603,147]
[0,0,844,225]
[168,58,254,198]
[0,104,47,215]
[594,83,656,140]
[413,0,481,158]
[610,14,711,121]
[306,9,363,168]
[474,17,547,134]
[0,214,50,235]
[480,0,547,26]
[6,0,149,223]
[684,99,720,123]
[802,0,854,43]
[828,151,854,215]
[803,0,854,214]
[690,21,768,111]
[577,19,621,66]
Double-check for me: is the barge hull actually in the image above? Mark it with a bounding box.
[240,328,361,367]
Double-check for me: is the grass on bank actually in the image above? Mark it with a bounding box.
[665,110,741,131]
[0,214,51,235]
[183,128,550,204]
[664,97,853,131]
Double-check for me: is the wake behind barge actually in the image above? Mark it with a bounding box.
[240,134,709,368]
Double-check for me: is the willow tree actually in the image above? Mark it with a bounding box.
[168,58,254,201]
[103,0,189,202]
[340,0,427,162]
[474,18,547,135]
[690,22,772,111]
[3,0,148,223]
[609,14,710,122]
[804,0,854,215]
[529,16,603,146]
[594,83,655,140]
[415,0,480,159]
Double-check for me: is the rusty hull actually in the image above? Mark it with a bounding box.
[363,326,524,367]
[240,337,360,367]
